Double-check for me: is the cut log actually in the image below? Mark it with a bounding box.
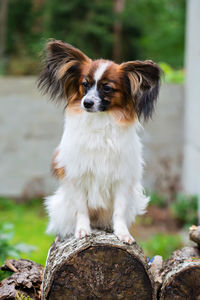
[42,231,156,300]
[0,259,43,300]
[160,246,200,300]
[189,225,200,247]
[149,255,163,291]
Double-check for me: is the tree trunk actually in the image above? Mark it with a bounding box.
[32,0,45,35]
[113,0,125,62]
[42,231,156,300]
[159,246,200,300]
[0,0,8,60]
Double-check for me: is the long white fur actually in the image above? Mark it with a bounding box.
[45,111,149,240]
[94,61,110,81]
[45,62,149,243]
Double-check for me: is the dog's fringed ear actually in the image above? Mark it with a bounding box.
[38,40,91,102]
[120,60,161,120]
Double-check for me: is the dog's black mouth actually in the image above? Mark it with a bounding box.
[83,107,96,113]
[83,107,108,113]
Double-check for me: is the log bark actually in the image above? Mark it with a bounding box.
[149,255,163,291]
[42,231,156,300]
[189,225,200,247]
[159,246,200,300]
[0,259,43,300]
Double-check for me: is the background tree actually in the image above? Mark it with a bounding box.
[1,0,186,75]
[0,0,9,72]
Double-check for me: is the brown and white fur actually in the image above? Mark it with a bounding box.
[38,40,161,244]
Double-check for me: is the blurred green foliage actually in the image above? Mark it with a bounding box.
[132,0,186,68]
[159,62,185,83]
[140,233,183,259]
[170,194,198,228]
[149,193,166,207]
[0,269,13,282]
[0,220,36,281]
[0,197,54,267]
[0,223,35,264]
[1,0,185,75]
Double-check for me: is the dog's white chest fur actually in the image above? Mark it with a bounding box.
[58,112,142,208]
[46,111,148,238]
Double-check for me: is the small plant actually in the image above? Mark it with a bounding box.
[0,223,36,265]
[0,197,54,266]
[0,223,21,263]
[16,292,33,300]
[0,223,37,281]
[140,233,183,260]
[149,193,166,208]
[170,194,198,228]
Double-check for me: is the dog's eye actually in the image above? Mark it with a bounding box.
[82,81,89,89]
[103,85,113,93]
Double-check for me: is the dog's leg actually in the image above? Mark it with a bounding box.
[113,186,135,245]
[75,210,91,239]
[74,191,91,239]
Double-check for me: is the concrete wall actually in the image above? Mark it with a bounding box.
[0,77,184,197]
[143,84,184,196]
[0,77,63,197]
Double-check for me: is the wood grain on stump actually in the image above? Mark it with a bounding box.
[42,231,156,300]
[160,246,200,300]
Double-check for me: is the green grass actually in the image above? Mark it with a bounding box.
[140,233,183,260]
[0,197,54,266]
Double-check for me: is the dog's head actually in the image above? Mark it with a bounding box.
[38,40,161,124]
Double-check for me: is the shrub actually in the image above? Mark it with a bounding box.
[149,193,166,208]
[170,194,198,228]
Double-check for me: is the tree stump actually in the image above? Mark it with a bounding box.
[42,231,156,300]
[160,246,200,300]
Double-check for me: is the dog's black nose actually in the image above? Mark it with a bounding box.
[84,99,94,109]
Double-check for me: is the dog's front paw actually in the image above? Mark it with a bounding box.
[114,231,135,245]
[75,228,91,239]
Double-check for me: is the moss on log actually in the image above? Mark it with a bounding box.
[42,231,156,300]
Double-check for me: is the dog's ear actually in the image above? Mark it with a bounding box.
[38,40,91,102]
[120,60,161,120]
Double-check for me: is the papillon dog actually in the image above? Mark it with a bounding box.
[38,40,161,244]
